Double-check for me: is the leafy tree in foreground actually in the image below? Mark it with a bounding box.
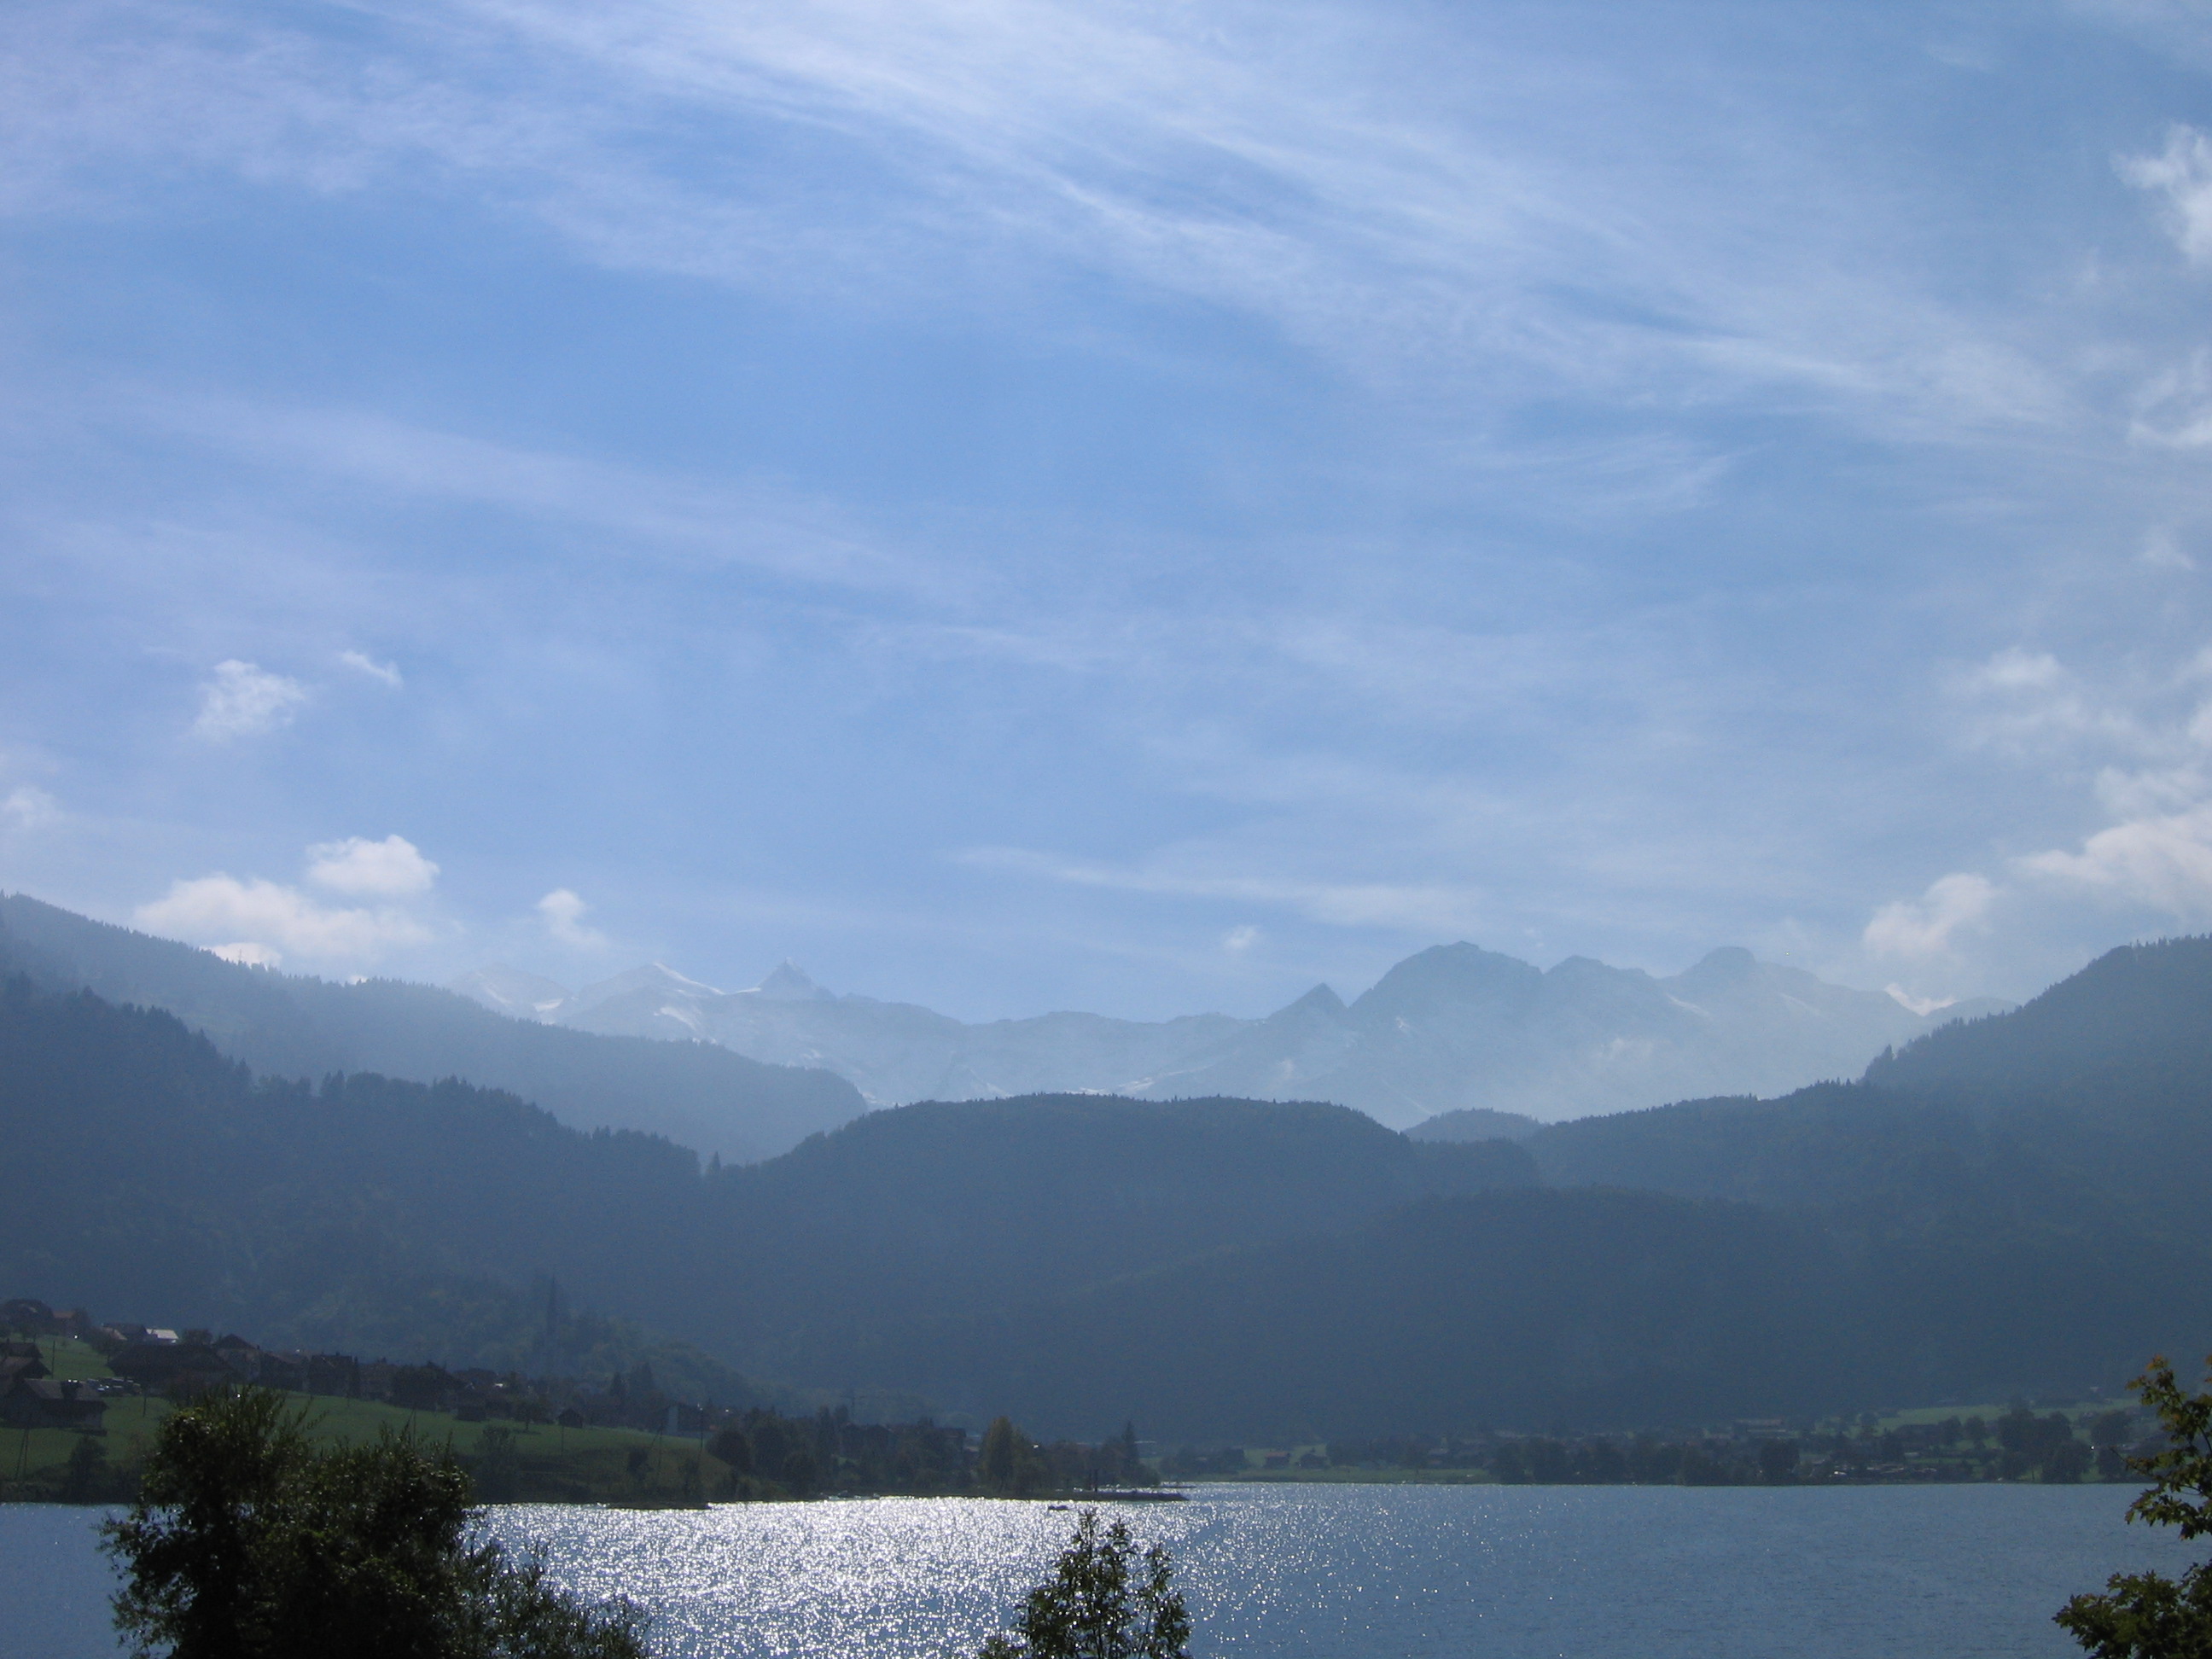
[102,1387,649,1659]
[2058,1355,2212,1658]
[976,1509,1190,1659]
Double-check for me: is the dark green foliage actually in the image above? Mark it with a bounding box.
[61,1435,114,1502]
[473,1429,522,1504]
[976,1511,1189,1659]
[102,1387,648,1659]
[699,1406,972,1499]
[976,1416,1057,1496]
[1997,1407,2094,1482]
[2058,1356,2212,1657]
[1758,1439,1801,1484]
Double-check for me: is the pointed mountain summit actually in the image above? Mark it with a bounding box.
[1266,983,1347,1024]
[754,961,833,1002]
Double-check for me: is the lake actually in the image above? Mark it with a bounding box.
[5,1482,2196,1659]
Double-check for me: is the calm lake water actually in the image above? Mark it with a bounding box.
[5,1482,2197,1659]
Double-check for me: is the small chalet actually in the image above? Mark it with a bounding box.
[2,1376,105,1430]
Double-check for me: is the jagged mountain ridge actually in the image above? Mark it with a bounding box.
[454,941,2009,1130]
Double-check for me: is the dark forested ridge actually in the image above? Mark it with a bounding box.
[10,935,2212,1441]
[0,893,863,1161]
[709,1094,1536,1354]
[0,977,748,1394]
[0,980,1534,1426]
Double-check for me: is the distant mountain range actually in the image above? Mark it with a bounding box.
[10,932,2212,1438]
[454,943,2011,1130]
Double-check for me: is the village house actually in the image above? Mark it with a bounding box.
[2,1374,105,1430]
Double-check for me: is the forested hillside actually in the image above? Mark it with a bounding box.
[0,977,749,1393]
[705,1095,1534,1362]
[11,938,2212,1441]
[0,894,863,1161]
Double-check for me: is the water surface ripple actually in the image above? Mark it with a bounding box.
[8,1482,2196,1659]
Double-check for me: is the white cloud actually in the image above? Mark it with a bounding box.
[1863,872,1995,958]
[2017,800,2212,913]
[208,941,282,967]
[339,649,403,688]
[135,835,442,963]
[1948,647,2139,757]
[1884,985,1957,1018]
[306,833,439,896]
[1,785,59,830]
[1959,647,2066,696]
[2121,124,2212,266]
[537,888,607,947]
[193,659,308,741]
[1222,924,1260,953]
[136,874,431,962]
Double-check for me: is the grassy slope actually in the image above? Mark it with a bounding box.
[2,1340,731,1505]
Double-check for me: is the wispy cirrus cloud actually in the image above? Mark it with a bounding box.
[962,844,1488,934]
[125,393,934,597]
[0,0,2107,446]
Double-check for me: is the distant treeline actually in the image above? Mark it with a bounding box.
[1172,1402,2151,1487]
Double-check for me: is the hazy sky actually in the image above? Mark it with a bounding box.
[7,0,2212,1019]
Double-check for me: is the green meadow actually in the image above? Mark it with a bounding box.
[3,1338,732,1505]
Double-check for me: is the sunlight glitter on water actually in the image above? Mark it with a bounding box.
[7,1481,2196,1659]
[482,1481,2193,1659]
[490,1496,1133,1659]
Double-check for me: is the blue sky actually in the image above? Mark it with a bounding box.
[7,0,2212,1019]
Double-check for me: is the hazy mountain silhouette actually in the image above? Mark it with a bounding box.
[0,893,862,1161]
[13,912,2208,1440]
[455,940,2008,1128]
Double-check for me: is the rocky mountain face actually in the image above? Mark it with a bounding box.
[452,942,2009,1130]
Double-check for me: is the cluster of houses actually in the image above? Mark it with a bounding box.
[1,1297,715,1440]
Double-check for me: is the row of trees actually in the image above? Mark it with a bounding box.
[978,1417,1155,1497]
[706,1405,972,1498]
[102,1387,1191,1659]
